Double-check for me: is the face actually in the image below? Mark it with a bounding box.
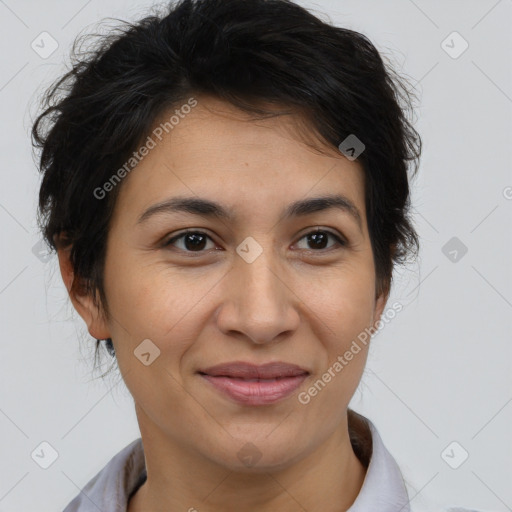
[69,95,387,471]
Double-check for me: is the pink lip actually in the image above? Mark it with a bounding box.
[198,361,309,406]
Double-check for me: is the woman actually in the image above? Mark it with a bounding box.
[32,0,481,510]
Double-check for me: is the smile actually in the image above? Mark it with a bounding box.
[198,361,310,406]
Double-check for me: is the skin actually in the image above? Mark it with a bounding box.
[57,95,389,512]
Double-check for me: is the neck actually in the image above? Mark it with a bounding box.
[128,409,368,512]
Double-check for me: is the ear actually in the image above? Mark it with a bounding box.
[371,286,389,331]
[371,247,396,329]
[56,243,111,340]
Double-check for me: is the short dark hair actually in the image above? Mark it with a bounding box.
[32,0,421,367]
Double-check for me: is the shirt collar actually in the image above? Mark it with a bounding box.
[347,414,411,511]
[63,413,410,511]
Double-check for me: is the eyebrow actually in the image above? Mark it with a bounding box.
[137,194,363,231]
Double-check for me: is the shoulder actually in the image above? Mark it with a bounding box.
[411,507,492,512]
[61,438,146,512]
[347,410,488,512]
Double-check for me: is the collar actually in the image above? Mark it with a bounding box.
[63,412,411,511]
[347,411,411,511]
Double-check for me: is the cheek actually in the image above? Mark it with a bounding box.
[332,283,375,343]
[104,270,205,412]
[296,278,374,440]
[297,264,376,340]
[299,266,375,388]
[104,262,216,358]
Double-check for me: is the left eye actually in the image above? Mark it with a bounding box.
[295,229,346,251]
[163,229,346,253]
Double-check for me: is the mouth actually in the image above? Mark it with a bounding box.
[197,361,310,406]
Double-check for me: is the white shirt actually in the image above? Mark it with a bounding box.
[61,413,482,511]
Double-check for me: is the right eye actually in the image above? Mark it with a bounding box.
[162,230,219,254]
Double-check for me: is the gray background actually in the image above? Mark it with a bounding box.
[0,0,510,510]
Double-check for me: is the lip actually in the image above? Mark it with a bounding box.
[198,361,310,406]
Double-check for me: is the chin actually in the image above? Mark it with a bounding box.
[202,434,308,473]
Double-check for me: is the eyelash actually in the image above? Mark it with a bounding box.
[162,228,347,255]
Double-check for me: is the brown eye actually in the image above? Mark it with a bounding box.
[162,228,346,255]
[164,231,215,252]
[295,229,346,251]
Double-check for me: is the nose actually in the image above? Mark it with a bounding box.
[214,246,300,345]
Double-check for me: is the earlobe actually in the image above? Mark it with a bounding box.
[56,245,111,340]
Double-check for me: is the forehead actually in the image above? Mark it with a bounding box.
[112,95,367,226]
